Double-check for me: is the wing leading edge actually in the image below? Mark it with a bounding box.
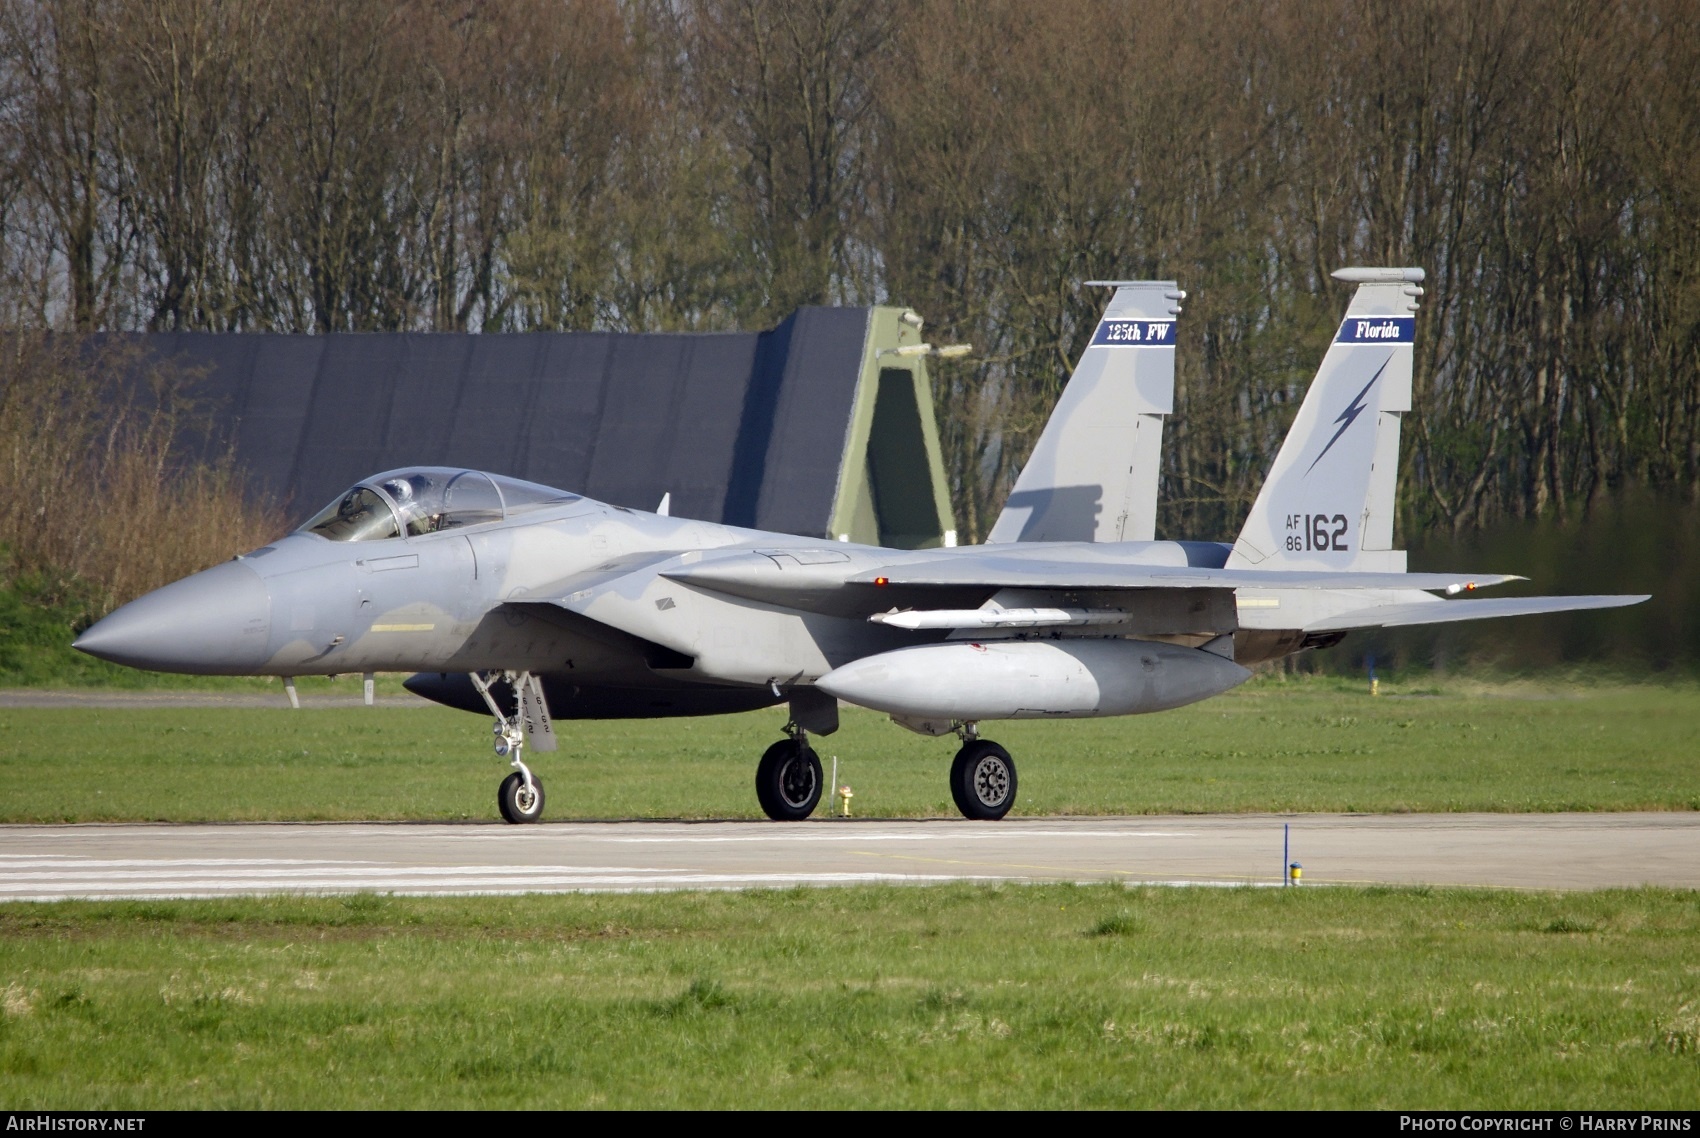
[1302,593,1649,632]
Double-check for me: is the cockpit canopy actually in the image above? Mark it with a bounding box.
[300,467,580,541]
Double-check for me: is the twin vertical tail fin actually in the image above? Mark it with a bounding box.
[987,280,1184,544]
[1225,267,1424,572]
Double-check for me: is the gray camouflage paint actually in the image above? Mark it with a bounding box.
[76,485,1271,711]
[75,267,1648,729]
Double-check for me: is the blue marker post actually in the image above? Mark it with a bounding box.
[1283,823,1289,887]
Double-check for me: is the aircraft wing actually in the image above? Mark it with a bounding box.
[658,548,1523,604]
[559,549,1638,642]
[841,558,1522,593]
[1303,593,1649,632]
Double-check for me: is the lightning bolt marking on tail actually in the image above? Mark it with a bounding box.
[1305,355,1391,475]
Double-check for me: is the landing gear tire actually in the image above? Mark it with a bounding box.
[950,740,1016,820]
[755,739,823,821]
[498,771,546,824]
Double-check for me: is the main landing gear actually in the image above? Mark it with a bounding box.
[751,704,1019,821]
[949,724,1017,821]
[876,718,1018,820]
[755,725,823,821]
[755,689,837,821]
[471,671,551,824]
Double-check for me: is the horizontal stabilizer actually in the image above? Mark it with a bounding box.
[1305,594,1649,633]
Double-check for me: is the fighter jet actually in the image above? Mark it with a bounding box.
[74,268,1647,823]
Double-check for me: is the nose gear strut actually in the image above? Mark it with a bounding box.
[470,670,549,823]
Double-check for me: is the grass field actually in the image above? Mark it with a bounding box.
[2,676,1696,821]
[1,885,1695,1108]
[7,679,1696,1109]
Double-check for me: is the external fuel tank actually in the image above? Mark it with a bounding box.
[815,638,1250,721]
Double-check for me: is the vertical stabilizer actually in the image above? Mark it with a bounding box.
[1226,267,1424,572]
[987,280,1184,543]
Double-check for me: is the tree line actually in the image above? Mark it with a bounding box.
[1,0,1695,546]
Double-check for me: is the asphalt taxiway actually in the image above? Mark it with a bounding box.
[0,813,1694,900]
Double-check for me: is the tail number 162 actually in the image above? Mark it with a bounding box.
[1285,513,1349,552]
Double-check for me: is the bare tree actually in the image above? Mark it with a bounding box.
[0,0,1694,550]
[683,0,893,320]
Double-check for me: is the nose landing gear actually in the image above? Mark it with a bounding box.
[498,768,546,823]
[471,671,551,824]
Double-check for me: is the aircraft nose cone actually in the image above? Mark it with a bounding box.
[73,560,271,674]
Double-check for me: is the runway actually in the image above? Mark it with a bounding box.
[0,813,1694,899]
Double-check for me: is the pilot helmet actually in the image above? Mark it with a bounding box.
[381,478,415,505]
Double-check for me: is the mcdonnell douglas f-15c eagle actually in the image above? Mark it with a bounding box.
[75,268,1647,823]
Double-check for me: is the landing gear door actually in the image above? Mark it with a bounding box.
[520,673,558,752]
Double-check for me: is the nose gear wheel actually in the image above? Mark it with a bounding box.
[498,770,546,823]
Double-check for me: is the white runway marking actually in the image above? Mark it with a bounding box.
[0,857,381,868]
[0,813,1693,898]
[0,865,664,881]
[596,830,1193,843]
[0,860,995,900]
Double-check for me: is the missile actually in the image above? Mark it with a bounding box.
[816,638,1251,721]
[869,607,1126,630]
